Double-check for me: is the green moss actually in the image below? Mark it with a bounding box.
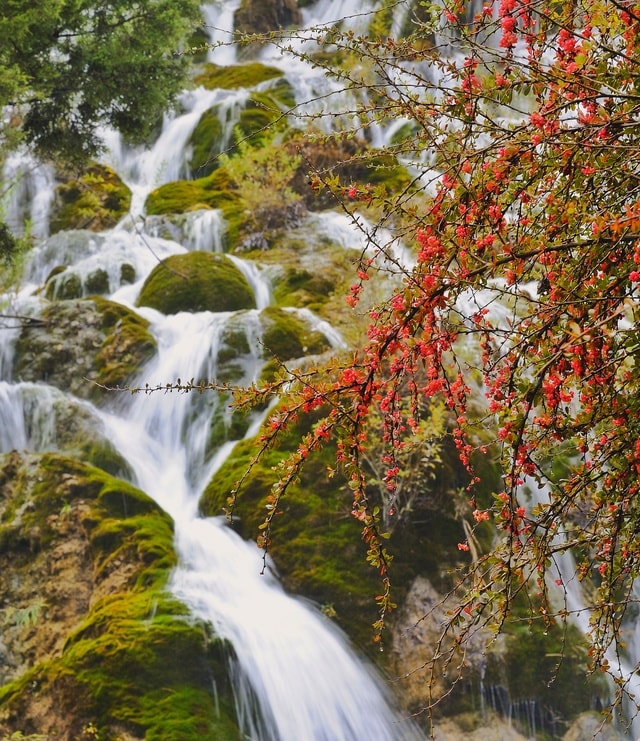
[193,62,284,90]
[136,251,256,315]
[271,266,337,310]
[49,163,131,234]
[92,296,157,391]
[206,395,252,454]
[84,268,110,295]
[44,269,83,300]
[0,452,241,739]
[144,170,246,247]
[260,306,330,361]
[81,439,132,479]
[120,262,136,284]
[200,424,381,649]
[188,109,225,178]
[232,90,292,146]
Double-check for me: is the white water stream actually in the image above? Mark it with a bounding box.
[0,1,424,738]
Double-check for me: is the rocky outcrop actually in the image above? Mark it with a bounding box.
[234,0,301,35]
[136,251,256,314]
[13,297,156,401]
[49,163,131,234]
[0,452,240,740]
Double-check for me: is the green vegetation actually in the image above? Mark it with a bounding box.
[260,306,330,361]
[193,63,284,91]
[188,110,226,178]
[0,0,201,162]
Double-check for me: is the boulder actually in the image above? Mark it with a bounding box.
[136,251,256,315]
[13,297,156,401]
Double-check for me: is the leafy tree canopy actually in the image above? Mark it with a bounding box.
[0,0,201,162]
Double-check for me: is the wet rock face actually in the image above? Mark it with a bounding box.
[234,0,301,35]
[13,297,156,401]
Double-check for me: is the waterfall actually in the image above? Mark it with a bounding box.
[0,2,427,737]
[524,482,640,738]
[1,152,55,240]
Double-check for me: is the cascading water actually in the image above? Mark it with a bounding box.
[0,1,427,738]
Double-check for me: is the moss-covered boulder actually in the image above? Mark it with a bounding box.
[136,251,256,315]
[145,170,246,247]
[234,0,301,36]
[49,163,131,234]
[0,452,240,740]
[259,306,330,362]
[44,265,112,300]
[13,297,156,401]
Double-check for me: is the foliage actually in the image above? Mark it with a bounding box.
[218,0,640,725]
[0,0,201,162]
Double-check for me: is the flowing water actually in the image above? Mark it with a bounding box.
[4,0,636,737]
[0,1,425,738]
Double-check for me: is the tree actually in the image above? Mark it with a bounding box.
[0,0,201,163]
[221,0,640,722]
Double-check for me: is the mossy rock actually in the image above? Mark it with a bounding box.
[259,306,330,361]
[232,89,294,146]
[206,392,253,454]
[235,221,360,333]
[120,262,136,284]
[49,163,131,234]
[2,383,131,478]
[188,109,226,178]
[0,452,241,739]
[193,62,284,91]
[199,424,382,650]
[136,251,256,315]
[234,0,301,36]
[216,315,255,384]
[13,297,156,402]
[187,83,295,178]
[44,268,83,300]
[44,266,111,301]
[271,265,337,311]
[145,170,246,247]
